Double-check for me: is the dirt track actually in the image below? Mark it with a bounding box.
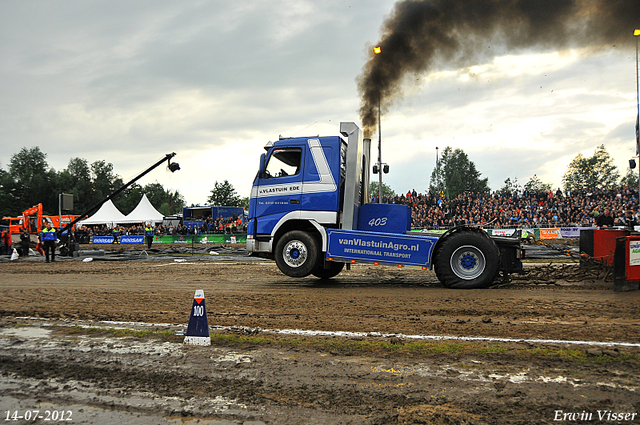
[1,252,639,424]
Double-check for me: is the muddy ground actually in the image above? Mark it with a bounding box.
[0,246,639,424]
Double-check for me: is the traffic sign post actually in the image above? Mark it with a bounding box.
[184,289,211,346]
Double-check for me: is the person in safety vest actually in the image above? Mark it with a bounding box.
[144,223,154,249]
[112,226,120,244]
[40,221,57,263]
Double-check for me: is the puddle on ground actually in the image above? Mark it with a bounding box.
[370,363,639,391]
[210,349,256,363]
[1,376,258,424]
[0,327,52,338]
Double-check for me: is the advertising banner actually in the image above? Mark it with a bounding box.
[92,236,114,244]
[91,234,246,245]
[485,228,537,239]
[91,235,145,244]
[630,241,640,266]
[151,234,246,244]
[119,235,144,244]
[559,227,586,239]
[410,229,447,234]
[326,229,438,267]
[490,229,516,237]
[414,226,619,240]
[539,228,561,239]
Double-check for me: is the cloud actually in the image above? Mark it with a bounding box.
[0,1,398,203]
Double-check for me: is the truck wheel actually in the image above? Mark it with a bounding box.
[275,231,320,278]
[312,261,344,279]
[434,231,500,289]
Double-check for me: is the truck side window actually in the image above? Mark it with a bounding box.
[265,148,301,178]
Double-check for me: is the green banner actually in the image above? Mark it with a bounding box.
[151,234,246,244]
[485,228,539,239]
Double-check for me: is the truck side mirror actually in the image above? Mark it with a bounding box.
[259,153,267,177]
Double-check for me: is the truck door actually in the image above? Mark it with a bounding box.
[301,139,339,213]
[253,147,303,234]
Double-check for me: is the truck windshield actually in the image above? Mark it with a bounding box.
[265,148,301,178]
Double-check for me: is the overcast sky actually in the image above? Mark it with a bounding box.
[1,1,638,206]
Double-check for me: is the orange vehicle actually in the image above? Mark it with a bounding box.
[2,203,79,238]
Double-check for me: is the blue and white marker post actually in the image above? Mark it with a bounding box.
[184,289,211,346]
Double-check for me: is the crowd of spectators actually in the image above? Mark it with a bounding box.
[70,185,640,242]
[372,186,640,230]
[75,215,246,243]
[194,215,246,234]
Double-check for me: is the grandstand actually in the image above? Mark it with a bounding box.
[374,186,640,230]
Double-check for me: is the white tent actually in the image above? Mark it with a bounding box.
[78,199,127,226]
[121,194,164,224]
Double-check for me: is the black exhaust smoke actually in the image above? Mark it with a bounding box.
[358,0,640,138]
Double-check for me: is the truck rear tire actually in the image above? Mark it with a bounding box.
[434,230,500,289]
[312,261,344,279]
[275,230,320,278]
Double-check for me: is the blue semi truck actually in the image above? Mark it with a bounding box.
[246,122,522,288]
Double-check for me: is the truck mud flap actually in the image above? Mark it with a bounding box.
[489,233,523,275]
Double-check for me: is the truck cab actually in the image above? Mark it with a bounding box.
[249,136,344,238]
[247,122,522,288]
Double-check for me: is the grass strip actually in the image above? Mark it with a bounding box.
[50,325,640,365]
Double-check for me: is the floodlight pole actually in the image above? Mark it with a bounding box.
[58,193,62,236]
[378,93,383,203]
[635,29,640,201]
[373,46,384,204]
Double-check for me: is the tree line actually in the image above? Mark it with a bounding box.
[0,147,185,219]
[3,143,633,220]
[376,144,638,200]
